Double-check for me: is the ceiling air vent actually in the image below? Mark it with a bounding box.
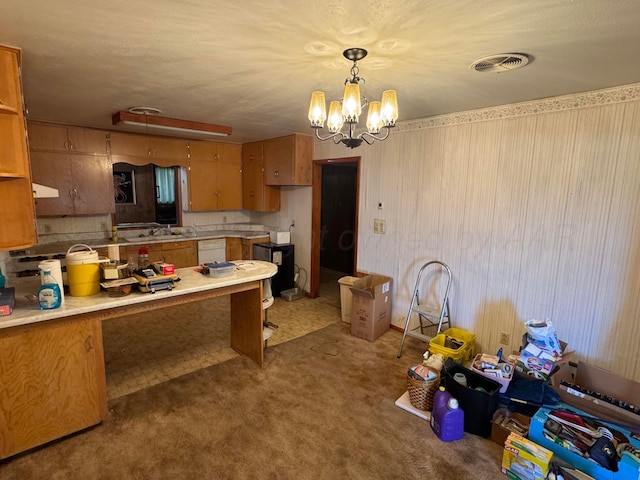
[471,53,531,73]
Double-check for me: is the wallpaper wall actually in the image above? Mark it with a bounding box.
[310,83,640,381]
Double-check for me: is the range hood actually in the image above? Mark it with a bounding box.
[32,183,59,198]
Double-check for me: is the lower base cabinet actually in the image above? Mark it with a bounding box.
[0,318,107,459]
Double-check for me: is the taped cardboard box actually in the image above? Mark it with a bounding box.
[549,361,640,428]
[350,274,392,342]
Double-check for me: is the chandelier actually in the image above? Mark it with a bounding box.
[308,48,398,148]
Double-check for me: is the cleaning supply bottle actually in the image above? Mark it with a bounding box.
[430,387,464,442]
[38,269,62,310]
[0,266,5,288]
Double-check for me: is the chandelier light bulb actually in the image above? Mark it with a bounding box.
[308,91,327,127]
[327,101,344,133]
[342,83,362,123]
[366,101,382,134]
[380,90,398,126]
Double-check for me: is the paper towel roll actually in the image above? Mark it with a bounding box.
[107,245,120,262]
[38,259,65,305]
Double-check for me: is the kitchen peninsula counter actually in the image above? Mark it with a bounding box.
[0,261,277,460]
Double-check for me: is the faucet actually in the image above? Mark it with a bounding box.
[149,223,170,236]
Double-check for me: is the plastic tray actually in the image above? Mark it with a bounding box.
[207,262,236,278]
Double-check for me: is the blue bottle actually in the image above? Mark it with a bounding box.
[431,387,465,442]
[0,267,5,288]
[38,269,62,310]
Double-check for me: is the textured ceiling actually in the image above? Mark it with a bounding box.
[1,0,640,144]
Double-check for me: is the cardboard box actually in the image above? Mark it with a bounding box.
[152,261,175,276]
[269,231,290,244]
[549,361,640,428]
[529,403,640,480]
[501,432,553,480]
[0,287,15,316]
[491,408,531,446]
[349,274,392,342]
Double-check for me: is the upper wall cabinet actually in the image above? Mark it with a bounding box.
[189,140,241,164]
[28,122,109,155]
[241,141,280,212]
[187,141,242,211]
[0,45,37,250]
[110,131,188,166]
[30,152,115,216]
[263,134,313,186]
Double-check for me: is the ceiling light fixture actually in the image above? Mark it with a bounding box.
[308,48,398,149]
[112,108,232,137]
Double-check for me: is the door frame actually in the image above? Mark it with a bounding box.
[310,156,361,298]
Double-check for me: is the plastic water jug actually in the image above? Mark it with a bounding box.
[430,387,464,442]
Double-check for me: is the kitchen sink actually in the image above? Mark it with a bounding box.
[137,234,185,241]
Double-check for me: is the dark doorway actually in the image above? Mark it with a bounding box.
[320,163,357,273]
[310,157,360,298]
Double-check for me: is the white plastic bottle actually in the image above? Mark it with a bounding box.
[38,269,62,310]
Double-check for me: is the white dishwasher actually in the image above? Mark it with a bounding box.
[197,238,226,264]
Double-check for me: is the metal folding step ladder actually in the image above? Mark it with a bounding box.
[397,260,453,358]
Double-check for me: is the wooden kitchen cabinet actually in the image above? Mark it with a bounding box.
[188,158,243,211]
[110,131,188,165]
[0,318,107,459]
[120,240,195,268]
[263,133,313,186]
[241,236,270,260]
[30,152,115,215]
[27,121,109,154]
[241,141,280,212]
[189,139,241,163]
[225,237,242,261]
[161,240,197,268]
[0,45,37,250]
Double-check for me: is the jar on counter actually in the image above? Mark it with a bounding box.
[138,246,149,270]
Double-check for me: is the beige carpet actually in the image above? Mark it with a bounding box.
[1,320,504,479]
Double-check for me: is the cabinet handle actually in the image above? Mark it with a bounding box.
[68,189,74,198]
[69,142,75,150]
[274,170,279,177]
[73,188,79,198]
[85,335,93,352]
[148,148,153,157]
[249,191,255,197]
[64,140,69,150]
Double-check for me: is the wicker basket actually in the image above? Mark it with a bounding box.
[406,366,441,411]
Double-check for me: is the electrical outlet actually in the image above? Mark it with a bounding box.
[499,332,510,345]
[100,221,108,231]
[43,223,52,233]
[374,218,386,234]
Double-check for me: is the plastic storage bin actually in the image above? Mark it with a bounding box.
[208,262,236,278]
[442,328,476,363]
[470,353,514,393]
[338,276,358,323]
[429,334,467,363]
[443,363,501,438]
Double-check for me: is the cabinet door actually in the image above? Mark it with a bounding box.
[263,135,294,185]
[216,161,242,210]
[0,318,107,459]
[109,131,152,158]
[27,122,69,152]
[242,162,280,212]
[161,240,196,268]
[187,159,217,211]
[70,155,115,215]
[263,134,313,186]
[216,143,241,163]
[30,152,75,215]
[189,140,217,161]
[66,126,108,154]
[151,137,188,160]
[226,237,242,261]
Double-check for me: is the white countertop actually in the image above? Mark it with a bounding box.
[0,260,277,331]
